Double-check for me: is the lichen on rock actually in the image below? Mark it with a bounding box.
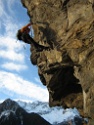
[21,0,94,124]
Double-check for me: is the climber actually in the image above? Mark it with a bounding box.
[16,22,49,50]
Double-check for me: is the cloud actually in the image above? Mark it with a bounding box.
[0,71,49,102]
[0,49,25,62]
[0,0,28,72]
[0,36,24,52]
[1,62,28,72]
[0,0,19,21]
[0,36,27,71]
[0,36,26,66]
[0,1,4,17]
[0,1,15,31]
[4,20,19,37]
[0,1,44,102]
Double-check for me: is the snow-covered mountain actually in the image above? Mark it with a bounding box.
[0,99,51,125]
[17,100,81,124]
[0,99,86,125]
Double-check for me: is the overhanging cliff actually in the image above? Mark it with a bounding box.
[21,0,94,124]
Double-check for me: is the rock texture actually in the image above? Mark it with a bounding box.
[21,0,94,124]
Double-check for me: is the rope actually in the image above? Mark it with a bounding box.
[30,26,32,37]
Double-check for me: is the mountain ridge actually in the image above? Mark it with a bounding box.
[0,99,51,125]
[0,99,85,125]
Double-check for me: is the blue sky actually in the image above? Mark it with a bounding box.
[0,0,48,102]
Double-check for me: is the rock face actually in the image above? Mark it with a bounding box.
[21,0,94,124]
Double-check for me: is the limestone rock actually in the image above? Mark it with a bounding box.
[21,0,94,124]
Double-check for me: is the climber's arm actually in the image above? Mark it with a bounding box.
[20,23,32,32]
